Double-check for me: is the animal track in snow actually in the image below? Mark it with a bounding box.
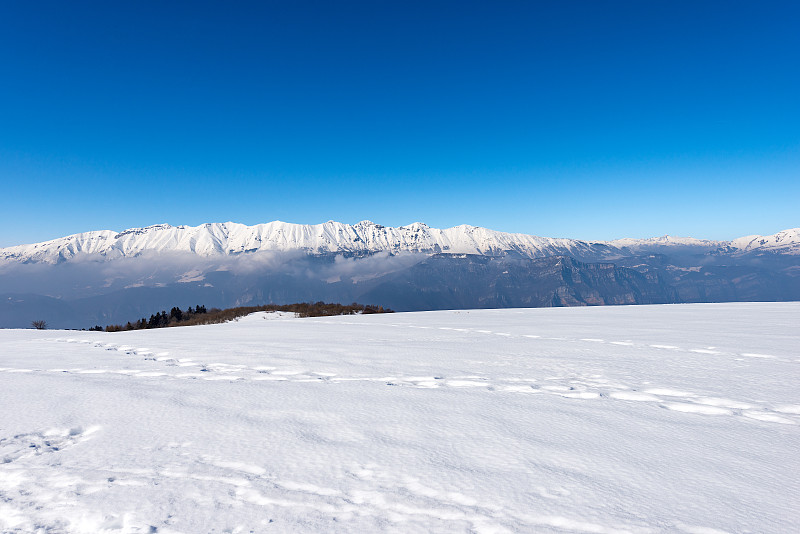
[609,391,661,402]
[311,323,799,365]
[31,337,799,428]
[2,360,796,426]
[662,403,732,416]
[741,352,777,359]
[0,425,100,465]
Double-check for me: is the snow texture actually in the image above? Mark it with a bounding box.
[0,302,798,533]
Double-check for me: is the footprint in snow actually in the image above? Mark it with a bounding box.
[0,426,100,464]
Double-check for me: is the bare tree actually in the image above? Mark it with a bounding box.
[31,320,47,330]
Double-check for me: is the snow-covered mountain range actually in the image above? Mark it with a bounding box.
[0,221,609,263]
[1,221,797,264]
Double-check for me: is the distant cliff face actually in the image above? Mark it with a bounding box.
[616,253,800,304]
[358,255,679,310]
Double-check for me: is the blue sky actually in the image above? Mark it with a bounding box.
[1,1,798,247]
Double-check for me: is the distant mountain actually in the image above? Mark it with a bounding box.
[2,221,797,265]
[611,228,800,256]
[728,228,800,255]
[0,221,798,329]
[607,235,725,253]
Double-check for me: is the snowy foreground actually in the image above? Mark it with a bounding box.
[1,303,798,534]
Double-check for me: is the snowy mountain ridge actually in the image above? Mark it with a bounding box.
[607,235,726,249]
[0,221,797,264]
[0,220,615,264]
[729,228,800,254]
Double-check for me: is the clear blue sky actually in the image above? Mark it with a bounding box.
[1,1,798,247]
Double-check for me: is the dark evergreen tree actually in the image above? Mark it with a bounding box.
[170,307,183,322]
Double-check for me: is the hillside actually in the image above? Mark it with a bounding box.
[1,303,798,532]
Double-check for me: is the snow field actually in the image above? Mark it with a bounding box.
[0,302,798,533]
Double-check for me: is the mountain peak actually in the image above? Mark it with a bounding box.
[115,223,174,238]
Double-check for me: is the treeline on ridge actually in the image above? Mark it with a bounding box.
[97,302,393,332]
